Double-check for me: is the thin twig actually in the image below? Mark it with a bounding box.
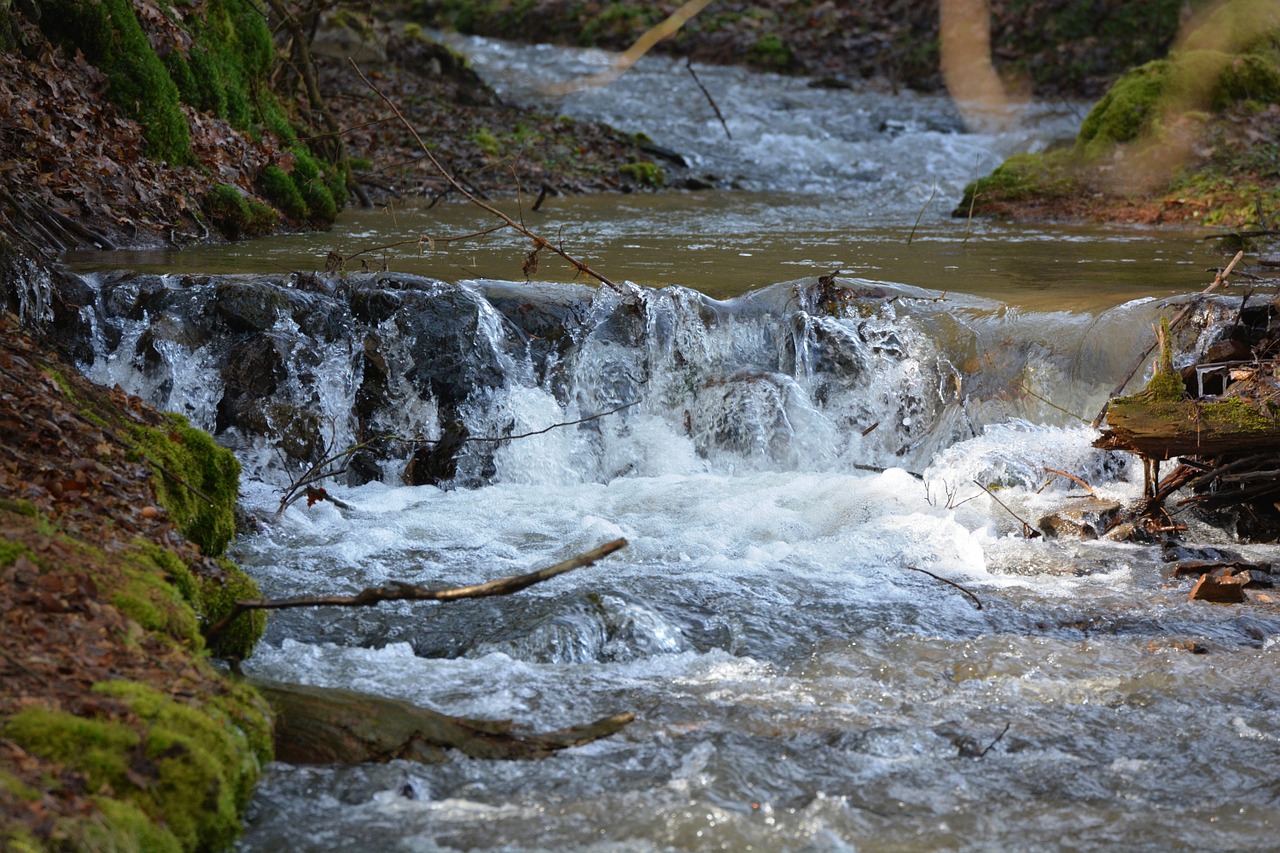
[206,538,628,641]
[977,722,1010,758]
[276,401,640,512]
[974,479,1042,539]
[685,58,731,139]
[907,182,937,247]
[343,224,508,264]
[904,565,984,610]
[1042,468,1096,497]
[351,61,636,301]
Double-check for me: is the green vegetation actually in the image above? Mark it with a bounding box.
[205,184,280,241]
[620,160,665,188]
[128,413,240,558]
[2,680,270,853]
[39,0,191,164]
[747,34,793,71]
[34,0,346,230]
[962,0,1280,226]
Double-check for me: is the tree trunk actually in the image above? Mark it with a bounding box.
[252,678,634,765]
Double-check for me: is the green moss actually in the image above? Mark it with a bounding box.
[956,149,1079,212]
[748,33,793,70]
[88,797,182,853]
[0,497,38,518]
[619,160,665,188]
[39,0,191,164]
[0,539,31,566]
[128,413,240,558]
[259,164,307,222]
[200,558,266,660]
[1,679,271,853]
[1076,59,1173,157]
[470,126,502,156]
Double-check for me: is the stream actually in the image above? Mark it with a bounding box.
[67,35,1280,853]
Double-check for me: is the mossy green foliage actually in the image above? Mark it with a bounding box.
[38,0,191,164]
[129,413,240,558]
[204,183,280,241]
[0,537,32,566]
[259,164,308,223]
[1,680,271,853]
[957,149,1079,212]
[203,557,267,661]
[620,160,665,188]
[1145,318,1187,402]
[122,542,266,660]
[175,0,274,130]
[747,34,793,71]
[1076,59,1173,157]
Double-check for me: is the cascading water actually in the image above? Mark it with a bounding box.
[64,33,1280,853]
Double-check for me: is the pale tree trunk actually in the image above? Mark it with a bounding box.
[938,0,1013,128]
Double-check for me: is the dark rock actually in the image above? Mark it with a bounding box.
[215,281,293,333]
[403,420,469,486]
[345,449,384,487]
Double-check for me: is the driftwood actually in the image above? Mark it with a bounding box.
[207,539,628,642]
[253,678,634,764]
[1095,394,1280,459]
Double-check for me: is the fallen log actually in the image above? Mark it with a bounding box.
[252,678,634,764]
[1094,392,1280,459]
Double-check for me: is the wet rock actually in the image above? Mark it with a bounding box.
[403,420,469,486]
[392,283,509,406]
[345,448,384,487]
[1189,570,1249,603]
[214,281,293,333]
[1037,498,1122,540]
[690,372,797,463]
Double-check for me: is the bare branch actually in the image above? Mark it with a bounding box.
[974,479,1042,539]
[903,564,984,610]
[685,58,731,139]
[206,538,628,641]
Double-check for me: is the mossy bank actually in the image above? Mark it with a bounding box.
[959,0,1280,229]
[0,301,272,851]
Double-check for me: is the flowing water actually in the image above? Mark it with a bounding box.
[67,35,1280,853]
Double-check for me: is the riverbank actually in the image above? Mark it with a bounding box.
[0,1,660,258]
[0,293,272,850]
[407,0,1203,99]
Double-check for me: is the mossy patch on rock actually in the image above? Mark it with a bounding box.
[128,413,240,558]
[2,679,270,853]
[619,160,665,188]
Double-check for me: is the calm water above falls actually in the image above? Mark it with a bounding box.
[69,35,1280,853]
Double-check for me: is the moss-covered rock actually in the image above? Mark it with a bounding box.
[2,680,271,853]
[128,413,241,558]
[619,160,665,188]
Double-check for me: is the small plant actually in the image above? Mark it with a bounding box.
[470,127,502,156]
[620,160,665,188]
[748,34,793,71]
